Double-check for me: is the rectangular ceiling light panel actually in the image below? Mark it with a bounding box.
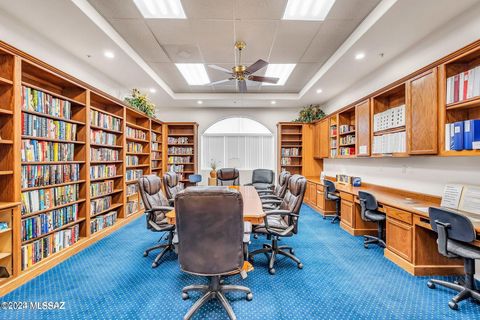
[134,0,187,19]
[282,0,336,21]
[175,63,210,85]
[262,64,296,86]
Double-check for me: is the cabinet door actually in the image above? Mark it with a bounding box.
[316,186,325,211]
[407,68,438,154]
[319,119,330,158]
[355,99,370,156]
[313,122,321,158]
[386,218,413,262]
[340,200,354,227]
[305,182,312,203]
[309,183,317,206]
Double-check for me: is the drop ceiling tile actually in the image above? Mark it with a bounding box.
[234,20,278,62]
[191,20,235,63]
[182,0,234,19]
[109,19,170,63]
[147,20,195,45]
[162,44,203,62]
[88,0,142,19]
[149,62,188,92]
[327,0,381,20]
[235,0,287,20]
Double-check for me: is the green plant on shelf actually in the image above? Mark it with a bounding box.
[293,104,326,123]
[124,88,156,118]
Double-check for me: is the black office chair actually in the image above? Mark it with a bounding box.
[427,207,480,310]
[245,169,274,191]
[138,175,176,268]
[163,171,184,205]
[358,191,386,248]
[188,174,202,186]
[249,174,306,275]
[258,171,291,211]
[324,180,341,223]
[216,168,240,186]
[175,187,252,320]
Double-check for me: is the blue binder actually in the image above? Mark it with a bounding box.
[464,119,480,150]
[452,121,464,151]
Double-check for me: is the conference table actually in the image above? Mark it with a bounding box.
[165,186,266,225]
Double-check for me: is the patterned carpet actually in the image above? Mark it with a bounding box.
[2,204,480,319]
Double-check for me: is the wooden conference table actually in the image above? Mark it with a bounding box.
[166,186,266,225]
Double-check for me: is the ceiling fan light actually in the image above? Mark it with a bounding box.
[262,64,296,86]
[282,0,336,21]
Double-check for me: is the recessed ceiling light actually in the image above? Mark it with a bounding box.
[104,51,115,59]
[149,88,156,93]
[271,100,277,105]
[197,100,203,105]
[355,52,366,60]
[262,64,296,86]
[282,0,336,21]
[316,88,323,94]
[175,64,210,86]
[133,0,186,19]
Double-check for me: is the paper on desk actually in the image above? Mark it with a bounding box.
[459,185,480,215]
[413,207,429,213]
[440,184,463,209]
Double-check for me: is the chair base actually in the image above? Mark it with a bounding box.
[249,237,303,275]
[363,235,386,248]
[182,276,252,320]
[143,231,175,268]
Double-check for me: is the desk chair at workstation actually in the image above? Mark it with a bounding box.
[216,168,240,186]
[427,207,480,310]
[358,191,386,248]
[324,180,341,223]
[138,175,176,268]
[175,187,252,320]
[163,171,184,205]
[244,169,275,191]
[250,174,306,275]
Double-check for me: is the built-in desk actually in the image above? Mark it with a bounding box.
[305,177,480,276]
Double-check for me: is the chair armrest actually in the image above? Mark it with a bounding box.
[261,199,282,205]
[435,220,451,257]
[259,194,280,199]
[244,183,253,186]
[145,206,175,213]
[264,209,297,217]
[257,189,274,195]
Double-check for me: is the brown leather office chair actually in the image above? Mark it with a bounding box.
[138,175,176,268]
[163,171,184,205]
[258,171,291,210]
[216,168,240,186]
[175,187,252,320]
[244,169,275,190]
[249,174,306,275]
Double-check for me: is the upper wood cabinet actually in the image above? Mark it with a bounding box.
[355,99,371,157]
[406,68,438,154]
[314,119,329,158]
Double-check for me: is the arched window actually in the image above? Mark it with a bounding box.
[202,117,274,170]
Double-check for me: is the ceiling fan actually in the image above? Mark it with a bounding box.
[207,41,279,93]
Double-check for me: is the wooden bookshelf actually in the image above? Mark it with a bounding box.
[278,123,304,175]
[337,107,356,158]
[164,122,198,187]
[150,118,163,177]
[329,115,338,158]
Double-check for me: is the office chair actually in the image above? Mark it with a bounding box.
[188,174,202,186]
[175,187,252,320]
[258,171,291,211]
[244,169,274,190]
[249,174,306,275]
[427,207,480,310]
[138,175,176,268]
[163,171,184,205]
[358,191,386,248]
[216,168,240,186]
[324,180,341,223]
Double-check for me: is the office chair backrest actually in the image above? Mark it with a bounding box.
[429,207,476,243]
[216,168,240,186]
[251,169,274,184]
[358,191,378,221]
[279,174,307,234]
[175,187,244,276]
[323,180,336,199]
[138,175,170,225]
[163,172,184,201]
[275,171,291,198]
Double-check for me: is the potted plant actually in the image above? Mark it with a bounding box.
[293,104,326,123]
[124,88,156,118]
[210,159,220,178]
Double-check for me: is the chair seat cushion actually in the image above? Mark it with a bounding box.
[327,193,340,201]
[253,215,289,235]
[448,239,480,259]
[364,210,386,222]
[252,183,273,190]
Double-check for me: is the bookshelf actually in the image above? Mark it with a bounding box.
[329,116,338,158]
[164,122,198,187]
[338,107,356,158]
[278,123,303,175]
[125,108,150,216]
[150,118,163,177]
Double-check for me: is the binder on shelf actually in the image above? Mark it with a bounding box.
[452,121,464,151]
[445,123,451,151]
[464,119,480,150]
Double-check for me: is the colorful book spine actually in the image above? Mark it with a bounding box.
[90,129,117,146]
[126,127,147,140]
[90,148,120,161]
[90,211,118,234]
[90,164,117,180]
[21,184,80,215]
[126,169,143,181]
[168,136,189,144]
[446,66,480,104]
[90,180,114,198]
[21,86,72,119]
[90,196,112,215]
[126,155,139,166]
[127,142,144,153]
[21,164,80,189]
[90,110,121,131]
[21,140,75,162]
[22,113,77,141]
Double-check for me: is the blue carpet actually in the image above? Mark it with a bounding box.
[2,204,480,319]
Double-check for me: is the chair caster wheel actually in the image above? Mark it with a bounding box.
[220,279,225,284]
[364,244,369,249]
[152,262,158,268]
[246,293,253,301]
[297,263,303,269]
[290,249,295,254]
[143,251,148,257]
[269,268,276,275]
[182,293,189,300]
[253,234,258,239]
[448,301,458,310]
[427,281,435,289]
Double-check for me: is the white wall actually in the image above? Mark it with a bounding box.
[322,4,480,196]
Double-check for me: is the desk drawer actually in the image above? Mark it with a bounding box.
[386,218,413,262]
[339,192,354,202]
[385,206,413,225]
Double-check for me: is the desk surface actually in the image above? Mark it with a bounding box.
[306,177,480,232]
[165,186,265,225]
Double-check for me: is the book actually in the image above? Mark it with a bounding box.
[464,119,480,150]
[21,164,80,189]
[452,121,464,151]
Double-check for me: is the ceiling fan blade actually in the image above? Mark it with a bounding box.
[245,59,268,74]
[207,64,232,74]
[238,80,247,93]
[248,75,279,84]
[208,79,233,86]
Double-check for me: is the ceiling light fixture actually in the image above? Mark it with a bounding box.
[197,100,203,105]
[316,89,323,94]
[133,0,186,19]
[149,88,156,93]
[262,64,296,86]
[355,52,366,60]
[271,100,277,105]
[282,0,336,21]
[175,64,210,86]
[104,51,115,59]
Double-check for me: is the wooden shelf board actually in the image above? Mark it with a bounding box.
[90,106,123,120]
[282,140,302,143]
[90,160,123,165]
[22,180,86,192]
[90,203,123,218]
[22,161,85,165]
[22,109,85,125]
[371,152,409,158]
[339,143,356,147]
[373,126,406,136]
[281,145,302,148]
[0,171,13,175]
[281,165,302,167]
[151,129,162,134]
[0,140,13,144]
[22,199,86,219]
[90,143,122,149]
[126,152,149,155]
[0,228,12,234]
[126,137,149,143]
[22,218,86,245]
[0,108,14,115]
[446,96,480,110]
[90,189,123,200]
[0,202,20,210]
[338,130,356,136]
[150,149,162,152]
[22,81,86,106]
[168,153,194,156]
[167,162,194,165]
[0,76,13,85]
[168,133,193,136]
[0,252,12,259]
[90,125,122,134]
[21,135,85,144]
[126,122,149,131]
[151,167,162,171]
[126,164,149,169]
[168,143,194,146]
[90,175,123,182]
[440,149,480,156]
[126,180,139,184]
